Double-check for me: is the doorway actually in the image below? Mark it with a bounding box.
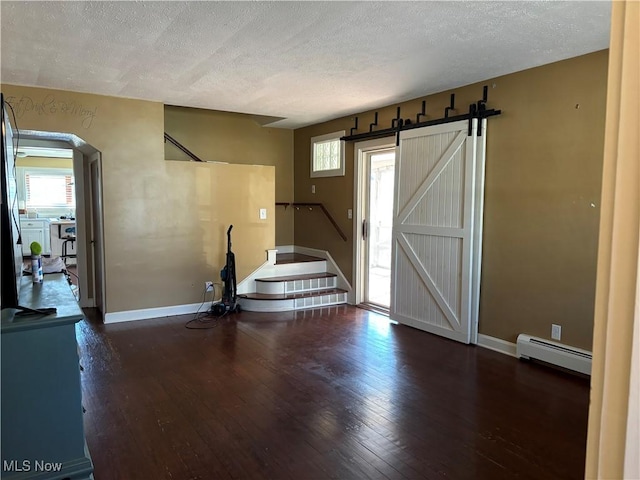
[353,137,396,311]
[17,132,105,315]
[364,149,395,308]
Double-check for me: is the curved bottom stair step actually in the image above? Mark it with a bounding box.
[238,288,348,312]
[240,251,348,312]
[239,287,346,300]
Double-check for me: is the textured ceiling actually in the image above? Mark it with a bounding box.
[1,1,611,128]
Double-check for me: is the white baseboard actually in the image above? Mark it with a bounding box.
[477,334,518,358]
[104,302,208,324]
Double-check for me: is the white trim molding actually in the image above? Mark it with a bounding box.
[274,245,294,254]
[310,130,346,178]
[104,302,207,324]
[353,136,397,306]
[236,249,278,295]
[477,334,518,358]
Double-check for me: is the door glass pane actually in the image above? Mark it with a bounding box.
[366,151,395,307]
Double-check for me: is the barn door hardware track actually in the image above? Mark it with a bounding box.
[476,85,488,136]
[444,94,456,118]
[369,112,379,132]
[350,117,359,136]
[392,107,402,128]
[341,85,501,145]
[416,101,427,123]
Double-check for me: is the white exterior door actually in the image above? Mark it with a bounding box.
[390,119,485,344]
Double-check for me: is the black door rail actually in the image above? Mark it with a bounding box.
[341,85,501,146]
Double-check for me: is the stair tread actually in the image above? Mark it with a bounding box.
[238,288,347,301]
[275,253,324,264]
[256,272,337,282]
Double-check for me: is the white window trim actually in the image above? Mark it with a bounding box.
[310,130,346,178]
[17,166,76,209]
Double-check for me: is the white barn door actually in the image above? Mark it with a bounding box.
[390,119,485,344]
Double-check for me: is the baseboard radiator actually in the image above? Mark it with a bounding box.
[516,334,592,375]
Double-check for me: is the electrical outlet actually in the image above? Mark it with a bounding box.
[311,184,315,194]
[348,208,353,219]
[551,324,562,341]
[205,281,214,292]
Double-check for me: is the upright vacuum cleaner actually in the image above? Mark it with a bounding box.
[212,225,240,316]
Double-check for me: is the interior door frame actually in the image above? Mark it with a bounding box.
[72,148,90,307]
[89,153,106,318]
[352,136,396,306]
[15,131,106,314]
[470,119,488,345]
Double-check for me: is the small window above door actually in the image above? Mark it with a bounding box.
[310,130,345,178]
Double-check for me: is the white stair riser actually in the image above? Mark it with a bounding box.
[294,293,347,310]
[271,261,327,276]
[256,277,337,295]
[238,292,347,313]
[237,260,328,295]
[237,298,295,312]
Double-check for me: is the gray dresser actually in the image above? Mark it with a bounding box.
[1,274,93,479]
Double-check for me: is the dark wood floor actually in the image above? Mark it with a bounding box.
[77,306,589,480]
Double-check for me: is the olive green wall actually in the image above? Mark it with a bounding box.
[164,105,294,246]
[293,50,608,349]
[1,84,275,315]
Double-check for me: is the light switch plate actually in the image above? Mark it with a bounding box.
[259,208,267,220]
[551,324,561,341]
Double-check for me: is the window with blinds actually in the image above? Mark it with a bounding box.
[310,131,345,178]
[24,171,75,208]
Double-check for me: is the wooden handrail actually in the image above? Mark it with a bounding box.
[284,202,347,241]
[164,132,204,162]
